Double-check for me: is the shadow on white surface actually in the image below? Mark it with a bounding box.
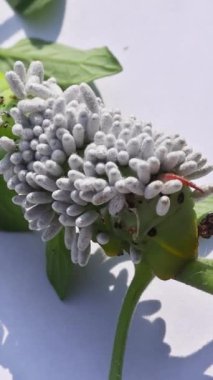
[0,0,66,45]
[199,237,213,258]
[0,232,212,380]
[126,304,213,380]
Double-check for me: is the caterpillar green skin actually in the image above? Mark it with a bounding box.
[94,187,198,280]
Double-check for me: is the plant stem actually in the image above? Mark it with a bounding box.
[109,260,154,380]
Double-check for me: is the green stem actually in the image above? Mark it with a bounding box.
[109,260,154,380]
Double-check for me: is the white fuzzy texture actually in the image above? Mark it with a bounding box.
[66,204,84,216]
[78,226,92,251]
[52,189,71,202]
[144,181,163,199]
[6,71,26,99]
[59,214,76,227]
[75,210,99,228]
[0,60,212,266]
[0,153,12,173]
[26,191,52,204]
[80,83,99,114]
[162,180,183,194]
[78,244,91,267]
[108,194,125,215]
[92,186,116,205]
[41,218,62,241]
[124,177,144,195]
[64,226,76,250]
[156,196,171,216]
[0,137,16,152]
[14,61,26,83]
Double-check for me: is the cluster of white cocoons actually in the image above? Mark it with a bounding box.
[0,60,212,266]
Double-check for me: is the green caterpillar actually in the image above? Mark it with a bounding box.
[93,186,198,280]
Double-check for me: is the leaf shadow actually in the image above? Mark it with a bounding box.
[126,304,213,380]
[0,233,212,380]
[0,0,66,45]
[199,236,213,258]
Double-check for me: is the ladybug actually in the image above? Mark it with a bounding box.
[198,213,213,239]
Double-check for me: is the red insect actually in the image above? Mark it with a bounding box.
[160,173,204,193]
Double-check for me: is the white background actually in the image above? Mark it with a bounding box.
[0,1,213,379]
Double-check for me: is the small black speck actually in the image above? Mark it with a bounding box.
[177,192,184,204]
[147,227,157,237]
[114,221,122,229]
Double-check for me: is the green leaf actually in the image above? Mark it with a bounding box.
[0,72,14,103]
[175,258,213,295]
[6,0,53,17]
[0,38,123,88]
[46,229,73,299]
[194,195,213,222]
[0,174,28,232]
[0,72,17,138]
